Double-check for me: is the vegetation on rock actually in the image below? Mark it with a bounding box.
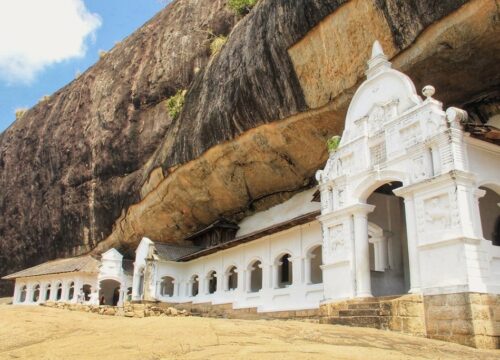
[228,0,257,15]
[15,108,27,120]
[166,90,187,119]
[327,135,341,152]
[210,35,228,56]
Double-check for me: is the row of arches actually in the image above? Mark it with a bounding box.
[17,281,92,304]
[158,245,323,298]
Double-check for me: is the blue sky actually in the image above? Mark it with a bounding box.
[0,0,168,132]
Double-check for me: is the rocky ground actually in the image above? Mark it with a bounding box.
[0,305,497,359]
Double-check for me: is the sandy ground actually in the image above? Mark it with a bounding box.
[0,305,497,360]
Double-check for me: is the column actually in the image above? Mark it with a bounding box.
[402,196,421,293]
[353,204,374,298]
[215,273,222,294]
[246,266,252,292]
[175,281,180,297]
[304,256,311,285]
[291,256,301,286]
[271,263,279,289]
[13,283,20,304]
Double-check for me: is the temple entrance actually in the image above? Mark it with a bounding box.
[99,279,121,306]
[367,182,410,297]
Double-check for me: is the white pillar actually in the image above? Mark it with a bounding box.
[353,204,374,298]
[13,283,20,304]
[291,257,301,286]
[271,263,279,289]
[403,196,421,293]
[304,256,312,284]
[244,269,250,292]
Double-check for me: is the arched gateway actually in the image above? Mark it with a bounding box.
[316,41,500,306]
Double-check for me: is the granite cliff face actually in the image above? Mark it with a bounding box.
[1,0,499,294]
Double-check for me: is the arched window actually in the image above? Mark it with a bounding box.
[19,285,27,303]
[207,271,217,294]
[160,276,175,297]
[248,260,262,293]
[68,282,75,300]
[191,275,199,297]
[226,266,237,291]
[44,284,51,301]
[32,284,40,302]
[479,186,500,246]
[56,283,62,301]
[308,245,323,284]
[277,253,292,288]
[82,284,92,301]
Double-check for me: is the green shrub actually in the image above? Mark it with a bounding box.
[228,0,257,15]
[15,108,27,120]
[210,35,228,56]
[166,90,187,119]
[327,135,341,152]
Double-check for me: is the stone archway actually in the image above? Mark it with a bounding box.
[99,279,121,306]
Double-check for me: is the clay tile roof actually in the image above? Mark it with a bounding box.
[152,242,203,261]
[1,255,100,280]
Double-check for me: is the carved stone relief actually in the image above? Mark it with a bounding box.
[411,154,430,182]
[424,195,451,231]
[329,224,345,257]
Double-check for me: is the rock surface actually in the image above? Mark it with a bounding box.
[1,305,498,359]
[1,0,499,294]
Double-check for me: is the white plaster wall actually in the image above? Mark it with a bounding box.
[132,237,151,300]
[236,188,320,237]
[465,137,500,192]
[151,221,324,312]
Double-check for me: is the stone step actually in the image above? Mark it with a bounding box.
[339,309,380,317]
[329,316,381,329]
[347,302,381,310]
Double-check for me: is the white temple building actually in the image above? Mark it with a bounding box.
[3,42,499,348]
[4,249,133,307]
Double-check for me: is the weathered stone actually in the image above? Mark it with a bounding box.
[399,301,423,317]
[451,319,474,335]
[446,293,467,307]
[437,320,453,335]
[103,308,116,316]
[402,317,425,335]
[470,305,492,321]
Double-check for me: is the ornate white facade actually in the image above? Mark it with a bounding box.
[316,41,500,302]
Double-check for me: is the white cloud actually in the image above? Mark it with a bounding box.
[0,0,101,84]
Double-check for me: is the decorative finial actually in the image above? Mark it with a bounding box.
[371,40,385,59]
[366,40,391,79]
[422,85,435,99]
